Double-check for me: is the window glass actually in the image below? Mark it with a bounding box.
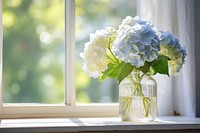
[3,0,65,103]
[75,0,136,103]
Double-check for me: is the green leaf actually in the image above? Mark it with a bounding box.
[151,55,169,76]
[98,74,107,83]
[138,62,151,74]
[99,63,119,82]
[150,67,157,75]
[159,54,171,60]
[117,62,134,84]
[106,64,119,77]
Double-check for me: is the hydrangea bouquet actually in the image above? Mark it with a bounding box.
[80,16,186,121]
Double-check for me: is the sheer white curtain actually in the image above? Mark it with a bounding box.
[137,0,195,116]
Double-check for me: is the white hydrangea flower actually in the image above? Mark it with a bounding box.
[159,31,187,75]
[80,27,117,78]
[112,16,160,68]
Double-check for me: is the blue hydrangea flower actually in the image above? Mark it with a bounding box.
[159,31,187,75]
[112,16,160,68]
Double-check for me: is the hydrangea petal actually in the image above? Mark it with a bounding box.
[80,27,117,78]
[159,31,187,75]
[112,16,160,68]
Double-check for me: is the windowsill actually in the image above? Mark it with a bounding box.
[0,116,200,133]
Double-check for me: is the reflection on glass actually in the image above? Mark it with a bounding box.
[3,0,65,103]
[76,0,136,103]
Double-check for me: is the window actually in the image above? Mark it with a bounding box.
[0,0,199,118]
[1,0,196,119]
[0,0,136,118]
[3,0,65,104]
[75,0,136,103]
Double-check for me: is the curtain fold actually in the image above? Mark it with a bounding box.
[137,0,195,116]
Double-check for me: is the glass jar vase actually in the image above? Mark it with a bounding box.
[119,70,157,122]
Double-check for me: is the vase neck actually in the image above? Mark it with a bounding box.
[132,68,140,75]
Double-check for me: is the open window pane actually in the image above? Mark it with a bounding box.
[75,0,136,103]
[3,0,65,103]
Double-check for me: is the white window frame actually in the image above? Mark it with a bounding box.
[0,0,118,119]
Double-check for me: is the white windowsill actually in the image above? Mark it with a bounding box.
[0,116,200,133]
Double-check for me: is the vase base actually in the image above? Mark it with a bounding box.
[121,117,156,123]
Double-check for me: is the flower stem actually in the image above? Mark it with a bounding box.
[107,39,120,64]
[122,69,150,119]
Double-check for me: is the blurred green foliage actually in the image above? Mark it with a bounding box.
[3,0,136,104]
[3,0,65,103]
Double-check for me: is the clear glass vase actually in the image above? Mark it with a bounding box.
[119,70,157,122]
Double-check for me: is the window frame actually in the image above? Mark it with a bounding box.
[0,0,118,119]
